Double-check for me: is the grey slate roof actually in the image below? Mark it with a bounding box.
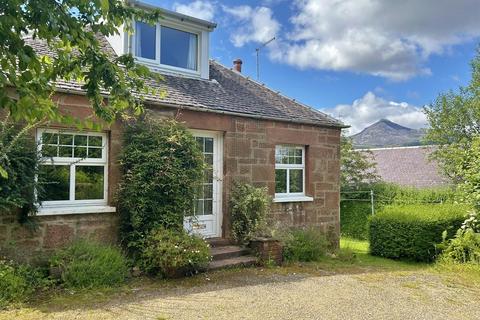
[24,36,345,128]
[367,146,449,188]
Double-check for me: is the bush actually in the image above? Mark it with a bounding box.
[50,240,129,289]
[438,229,480,264]
[0,260,50,309]
[117,117,204,253]
[438,211,480,264]
[282,227,329,262]
[0,118,40,221]
[230,182,271,244]
[139,228,211,277]
[369,204,469,262]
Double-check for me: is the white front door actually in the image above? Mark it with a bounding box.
[184,130,223,238]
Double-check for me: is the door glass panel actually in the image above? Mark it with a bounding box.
[193,136,214,216]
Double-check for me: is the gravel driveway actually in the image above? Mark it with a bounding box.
[2,267,480,320]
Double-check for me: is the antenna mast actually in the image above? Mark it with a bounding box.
[255,37,276,80]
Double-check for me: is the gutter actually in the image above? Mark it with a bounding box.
[55,87,348,129]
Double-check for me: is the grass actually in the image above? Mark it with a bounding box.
[2,236,480,318]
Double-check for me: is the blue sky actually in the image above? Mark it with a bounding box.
[144,0,480,134]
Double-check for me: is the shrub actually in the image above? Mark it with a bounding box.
[438,211,480,265]
[0,118,40,221]
[50,240,129,289]
[369,204,469,262]
[0,260,50,309]
[139,228,211,277]
[282,227,329,262]
[438,229,480,264]
[117,117,204,253]
[230,182,271,244]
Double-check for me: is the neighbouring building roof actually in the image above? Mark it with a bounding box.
[367,146,450,188]
[24,36,346,129]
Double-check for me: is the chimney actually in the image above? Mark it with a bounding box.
[233,58,243,73]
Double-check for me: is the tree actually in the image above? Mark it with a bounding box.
[0,0,162,124]
[340,136,379,189]
[424,47,480,181]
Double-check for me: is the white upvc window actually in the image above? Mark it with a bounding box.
[36,129,109,210]
[133,20,200,75]
[274,145,313,203]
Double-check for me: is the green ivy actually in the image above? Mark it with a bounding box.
[117,117,204,254]
[0,117,41,222]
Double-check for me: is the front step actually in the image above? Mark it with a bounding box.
[208,255,258,271]
[206,238,257,271]
[211,245,250,261]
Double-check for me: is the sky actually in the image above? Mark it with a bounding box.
[144,0,480,134]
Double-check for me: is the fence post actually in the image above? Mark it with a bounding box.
[370,190,375,215]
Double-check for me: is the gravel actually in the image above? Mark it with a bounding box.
[2,269,480,320]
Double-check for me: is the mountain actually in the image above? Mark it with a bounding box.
[351,119,426,148]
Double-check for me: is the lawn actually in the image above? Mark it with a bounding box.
[1,237,479,320]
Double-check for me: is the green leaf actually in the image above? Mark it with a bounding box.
[0,166,8,179]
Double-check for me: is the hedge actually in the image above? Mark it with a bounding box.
[369,204,469,262]
[341,184,457,240]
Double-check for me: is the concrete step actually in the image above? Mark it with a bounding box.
[211,245,251,261]
[207,255,258,271]
[207,237,233,247]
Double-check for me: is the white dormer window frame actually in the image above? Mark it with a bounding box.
[131,19,203,77]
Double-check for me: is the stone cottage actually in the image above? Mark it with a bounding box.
[0,4,346,262]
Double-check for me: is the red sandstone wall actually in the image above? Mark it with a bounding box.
[0,93,341,263]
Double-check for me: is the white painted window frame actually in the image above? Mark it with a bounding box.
[274,145,313,203]
[132,19,202,77]
[36,128,110,213]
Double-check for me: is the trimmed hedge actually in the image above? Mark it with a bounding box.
[369,204,469,262]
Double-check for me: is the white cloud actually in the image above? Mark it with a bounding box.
[224,0,480,80]
[325,92,428,134]
[222,5,280,47]
[173,1,215,22]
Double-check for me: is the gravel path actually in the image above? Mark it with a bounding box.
[2,269,480,320]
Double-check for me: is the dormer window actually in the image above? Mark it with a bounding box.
[133,21,199,73]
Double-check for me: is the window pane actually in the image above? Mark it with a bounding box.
[204,200,213,215]
[42,133,58,145]
[59,134,73,145]
[195,199,204,215]
[275,169,287,193]
[74,135,87,146]
[204,154,213,166]
[205,138,213,153]
[74,146,87,158]
[88,136,102,147]
[289,169,303,193]
[135,21,156,60]
[88,147,102,159]
[39,165,70,201]
[75,166,104,200]
[204,184,213,199]
[42,145,58,158]
[161,26,197,70]
[59,146,73,157]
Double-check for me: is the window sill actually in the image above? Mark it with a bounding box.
[273,196,314,203]
[37,206,116,216]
